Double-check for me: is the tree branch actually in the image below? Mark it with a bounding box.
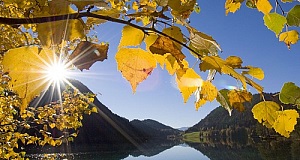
[0,12,202,58]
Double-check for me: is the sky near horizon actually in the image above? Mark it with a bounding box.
[74,1,300,128]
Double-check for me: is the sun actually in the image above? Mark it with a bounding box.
[45,60,69,84]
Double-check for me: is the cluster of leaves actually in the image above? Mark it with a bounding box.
[0,0,264,117]
[252,82,300,138]
[0,70,97,159]
[113,1,264,112]
[225,0,300,137]
[226,0,300,49]
[0,2,299,159]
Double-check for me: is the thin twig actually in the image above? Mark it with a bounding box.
[275,0,285,15]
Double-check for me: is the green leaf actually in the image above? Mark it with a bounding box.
[246,0,256,9]
[216,89,233,116]
[279,82,300,106]
[252,101,280,127]
[286,5,300,27]
[263,12,287,36]
[194,5,201,13]
[273,110,299,138]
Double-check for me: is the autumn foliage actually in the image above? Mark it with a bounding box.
[0,0,300,159]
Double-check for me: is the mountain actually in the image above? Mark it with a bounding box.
[26,79,181,153]
[130,119,182,140]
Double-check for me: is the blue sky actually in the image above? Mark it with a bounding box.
[74,1,300,128]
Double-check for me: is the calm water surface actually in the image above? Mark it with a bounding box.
[27,139,300,160]
[123,145,209,160]
[27,144,209,160]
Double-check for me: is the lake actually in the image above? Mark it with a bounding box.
[124,144,209,160]
[26,144,210,160]
[26,137,300,160]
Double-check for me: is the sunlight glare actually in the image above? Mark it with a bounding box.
[45,60,69,84]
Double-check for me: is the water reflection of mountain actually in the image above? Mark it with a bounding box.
[130,140,180,157]
[186,138,300,160]
[26,141,180,160]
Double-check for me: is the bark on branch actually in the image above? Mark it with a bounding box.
[0,12,201,58]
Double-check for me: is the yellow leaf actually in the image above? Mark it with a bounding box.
[37,19,84,47]
[256,0,272,15]
[35,6,84,47]
[195,98,207,110]
[245,76,264,93]
[50,139,56,146]
[49,123,55,129]
[243,66,265,80]
[168,0,196,19]
[221,64,247,89]
[165,54,181,75]
[115,48,157,92]
[225,0,242,15]
[144,33,158,51]
[149,36,186,66]
[279,30,299,49]
[225,56,243,68]
[71,0,108,11]
[132,1,139,11]
[200,56,226,73]
[162,26,184,49]
[56,139,63,146]
[176,68,203,103]
[227,90,252,112]
[86,8,120,27]
[91,107,98,113]
[273,110,299,138]
[252,101,280,127]
[118,25,144,48]
[2,46,57,111]
[153,54,165,69]
[195,81,217,110]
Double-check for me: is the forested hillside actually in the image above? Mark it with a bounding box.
[186,93,300,139]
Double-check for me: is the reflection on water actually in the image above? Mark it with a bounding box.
[26,143,209,160]
[124,145,209,160]
[186,136,300,160]
[25,138,300,160]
